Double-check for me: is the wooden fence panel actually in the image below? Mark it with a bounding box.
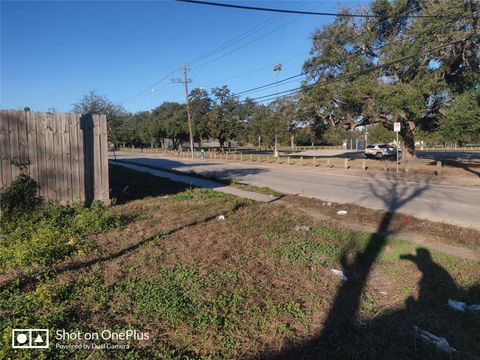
[0,110,109,205]
[0,110,11,187]
[74,114,87,201]
[99,115,109,201]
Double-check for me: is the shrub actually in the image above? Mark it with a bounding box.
[0,176,123,272]
[0,174,42,221]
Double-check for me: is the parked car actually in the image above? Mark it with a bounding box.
[365,143,402,159]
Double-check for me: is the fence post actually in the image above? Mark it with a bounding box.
[362,159,367,170]
[240,153,243,161]
[288,156,291,165]
[226,152,228,160]
[250,153,253,162]
[327,158,332,167]
[300,156,303,166]
[384,160,389,172]
[436,161,442,176]
[313,157,316,167]
[344,158,349,169]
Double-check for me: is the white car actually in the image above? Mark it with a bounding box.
[365,144,401,159]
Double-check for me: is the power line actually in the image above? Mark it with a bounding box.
[247,35,476,103]
[121,70,176,104]
[192,3,319,69]
[177,0,458,19]
[187,2,311,67]
[188,13,284,66]
[123,2,303,104]
[201,52,307,89]
[234,72,307,96]
[233,12,471,100]
[230,5,425,98]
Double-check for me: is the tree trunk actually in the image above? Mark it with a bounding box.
[400,122,416,161]
[290,134,295,149]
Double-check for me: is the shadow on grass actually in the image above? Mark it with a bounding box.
[256,176,480,359]
[0,200,248,292]
[109,164,192,204]
[111,157,271,189]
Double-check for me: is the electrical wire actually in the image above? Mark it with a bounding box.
[247,35,476,104]
[233,11,471,99]
[177,0,459,19]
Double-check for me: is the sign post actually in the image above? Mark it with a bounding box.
[393,122,401,173]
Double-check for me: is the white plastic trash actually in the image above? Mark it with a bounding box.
[448,299,466,312]
[218,215,225,221]
[413,326,457,353]
[336,210,348,215]
[331,269,348,282]
[293,225,310,232]
[448,299,480,313]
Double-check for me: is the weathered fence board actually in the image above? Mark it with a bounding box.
[0,110,109,205]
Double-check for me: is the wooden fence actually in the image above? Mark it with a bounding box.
[0,110,109,205]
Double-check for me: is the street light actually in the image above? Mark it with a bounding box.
[273,64,282,157]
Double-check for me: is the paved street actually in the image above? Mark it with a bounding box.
[112,153,480,229]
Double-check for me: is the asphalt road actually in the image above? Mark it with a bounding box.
[112,153,480,229]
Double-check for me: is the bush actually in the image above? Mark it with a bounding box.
[0,174,42,221]
[0,176,123,272]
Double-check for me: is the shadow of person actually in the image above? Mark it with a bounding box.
[401,248,460,311]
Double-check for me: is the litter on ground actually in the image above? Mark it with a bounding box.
[218,215,225,220]
[336,210,348,215]
[293,225,310,232]
[448,299,480,313]
[331,269,348,282]
[413,326,456,353]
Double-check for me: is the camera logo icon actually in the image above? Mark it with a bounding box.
[12,329,49,349]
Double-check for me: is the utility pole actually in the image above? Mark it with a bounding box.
[273,63,282,157]
[172,64,194,158]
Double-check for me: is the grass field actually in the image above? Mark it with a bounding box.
[1,165,479,359]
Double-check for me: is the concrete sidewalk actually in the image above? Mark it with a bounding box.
[111,160,279,203]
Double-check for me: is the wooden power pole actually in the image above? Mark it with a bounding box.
[172,64,194,158]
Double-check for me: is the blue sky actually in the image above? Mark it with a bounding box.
[1,0,367,113]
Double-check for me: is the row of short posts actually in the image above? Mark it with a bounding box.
[165,150,443,177]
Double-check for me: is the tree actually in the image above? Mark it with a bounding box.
[72,91,127,145]
[366,123,396,144]
[440,91,480,145]
[189,87,212,145]
[152,102,188,149]
[276,96,302,149]
[208,86,241,149]
[302,0,479,159]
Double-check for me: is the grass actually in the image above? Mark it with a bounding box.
[1,166,479,359]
